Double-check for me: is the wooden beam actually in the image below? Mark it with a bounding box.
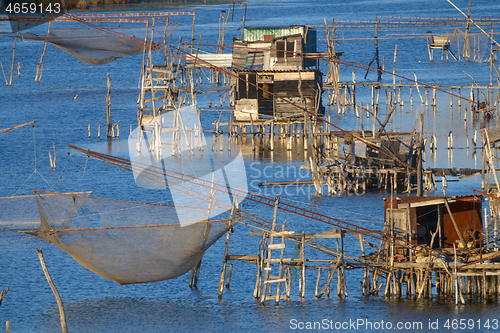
[443,198,466,244]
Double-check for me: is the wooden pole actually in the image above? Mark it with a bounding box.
[36,21,51,82]
[9,22,19,86]
[417,113,423,196]
[0,287,9,307]
[490,23,494,87]
[218,201,236,298]
[360,102,364,138]
[444,198,466,244]
[375,17,382,81]
[36,248,68,333]
[1,62,7,86]
[413,73,424,104]
[301,231,306,298]
[495,205,499,250]
[191,13,196,54]
[106,73,112,138]
[371,103,376,139]
[270,121,274,151]
[484,207,489,250]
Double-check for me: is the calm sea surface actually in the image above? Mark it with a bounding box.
[1,0,500,332]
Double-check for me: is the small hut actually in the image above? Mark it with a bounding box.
[230,25,324,120]
[384,195,483,249]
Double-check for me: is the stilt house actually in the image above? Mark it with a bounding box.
[230,25,324,120]
[384,195,483,249]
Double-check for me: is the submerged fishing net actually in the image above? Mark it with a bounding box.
[26,192,230,284]
[19,24,178,65]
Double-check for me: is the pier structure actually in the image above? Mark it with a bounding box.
[214,194,500,305]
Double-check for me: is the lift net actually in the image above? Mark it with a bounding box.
[19,24,178,65]
[27,192,229,284]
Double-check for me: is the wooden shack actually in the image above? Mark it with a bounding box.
[384,195,483,249]
[231,26,324,120]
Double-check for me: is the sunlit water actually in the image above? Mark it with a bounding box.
[1,0,500,332]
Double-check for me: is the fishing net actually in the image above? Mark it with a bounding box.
[0,195,41,229]
[26,192,230,284]
[0,192,90,230]
[18,24,178,65]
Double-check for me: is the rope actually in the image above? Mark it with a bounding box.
[21,218,230,233]
[79,155,89,191]
[0,236,35,245]
[32,123,37,172]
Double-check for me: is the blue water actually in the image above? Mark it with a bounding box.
[2,0,500,332]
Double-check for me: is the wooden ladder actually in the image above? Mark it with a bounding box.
[260,196,289,305]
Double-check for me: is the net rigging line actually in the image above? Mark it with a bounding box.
[68,144,446,257]
[0,121,58,196]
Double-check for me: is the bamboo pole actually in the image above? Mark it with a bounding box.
[36,248,68,333]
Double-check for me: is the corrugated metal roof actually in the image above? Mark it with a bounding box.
[243,26,306,42]
[187,53,232,68]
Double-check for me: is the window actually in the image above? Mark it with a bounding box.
[238,73,258,100]
[276,41,285,58]
[238,73,247,99]
[287,41,295,57]
[276,40,296,59]
[247,73,257,99]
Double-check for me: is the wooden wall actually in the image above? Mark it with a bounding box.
[233,70,324,120]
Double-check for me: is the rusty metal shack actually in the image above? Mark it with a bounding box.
[230,26,324,120]
[384,195,483,249]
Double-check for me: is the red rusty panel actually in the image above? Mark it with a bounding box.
[442,197,483,248]
[384,195,483,248]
